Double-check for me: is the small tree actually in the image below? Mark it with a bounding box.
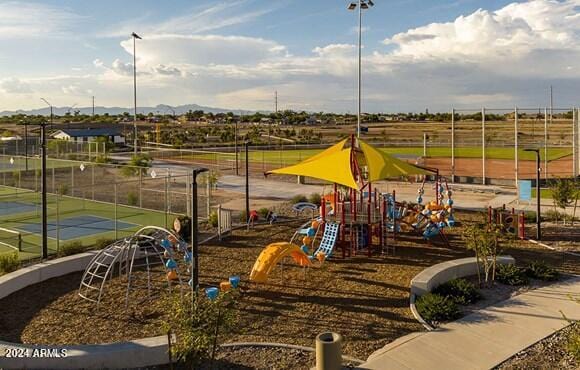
[163,291,238,368]
[550,178,575,225]
[462,221,508,287]
[121,154,152,177]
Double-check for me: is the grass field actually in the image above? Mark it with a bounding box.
[0,155,76,174]
[0,186,180,260]
[181,146,572,165]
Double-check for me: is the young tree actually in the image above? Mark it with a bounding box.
[462,221,509,287]
[550,178,576,225]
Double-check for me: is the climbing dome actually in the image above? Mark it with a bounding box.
[78,226,191,307]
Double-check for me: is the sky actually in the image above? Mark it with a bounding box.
[1,0,580,113]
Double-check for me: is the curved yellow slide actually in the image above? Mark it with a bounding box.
[250,242,311,283]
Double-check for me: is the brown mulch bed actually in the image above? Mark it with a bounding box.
[0,209,579,368]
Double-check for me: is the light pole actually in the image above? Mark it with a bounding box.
[524,149,541,240]
[41,98,53,130]
[132,32,142,156]
[39,119,48,259]
[191,167,208,293]
[348,0,374,137]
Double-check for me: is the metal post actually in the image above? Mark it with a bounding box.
[132,33,141,155]
[139,170,143,209]
[24,122,28,171]
[544,107,548,180]
[234,120,239,176]
[451,108,455,183]
[71,165,74,197]
[356,0,362,138]
[573,108,577,177]
[41,121,48,259]
[536,151,541,240]
[482,107,486,185]
[191,168,208,292]
[56,193,60,255]
[245,142,250,227]
[206,173,211,220]
[423,132,427,157]
[514,107,519,190]
[164,175,168,229]
[114,183,118,239]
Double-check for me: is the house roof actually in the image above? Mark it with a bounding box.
[52,128,124,138]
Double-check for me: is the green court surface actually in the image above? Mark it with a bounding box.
[0,187,181,260]
[180,146,572,165]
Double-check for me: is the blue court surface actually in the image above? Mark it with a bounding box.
[0,201,38,216]
[18,215,137,240]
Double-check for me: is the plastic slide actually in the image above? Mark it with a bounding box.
[249,242,311,283]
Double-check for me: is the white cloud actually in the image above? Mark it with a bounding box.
[102,0,279,38]
[0,77,32,93]
[0,1,81,39]
[119,34,287,67]
[5,0,580,113]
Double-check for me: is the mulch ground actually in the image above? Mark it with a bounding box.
[0,210,579,368]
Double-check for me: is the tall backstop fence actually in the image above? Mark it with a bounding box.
[0,155,216,259]
[135,107,579,186]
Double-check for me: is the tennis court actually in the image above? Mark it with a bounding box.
[0,186,183,260]
[17,215,137,241]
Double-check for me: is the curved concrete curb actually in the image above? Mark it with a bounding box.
[409,256,515,331]
[0,252,171,370]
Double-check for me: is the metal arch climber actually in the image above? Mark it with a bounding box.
[78,226,190,307]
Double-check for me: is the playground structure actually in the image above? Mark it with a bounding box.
[249,136,455,283]
[488,204,526,240]
[78,226,190,306]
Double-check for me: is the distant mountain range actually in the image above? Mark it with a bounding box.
[0,104,258,117]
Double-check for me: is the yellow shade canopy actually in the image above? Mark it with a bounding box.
[267,147,358,189]
[302,138,348,163]
[359,139,430,181]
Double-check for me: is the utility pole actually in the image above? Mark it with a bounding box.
[92,96,95,118]
[275,90,278,113]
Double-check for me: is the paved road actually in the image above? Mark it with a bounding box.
[360,276,580,370]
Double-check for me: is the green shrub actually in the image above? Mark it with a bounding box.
[127,191,138,206]
[525,261,560,281]
[309,193,322,206]
[496,264,529,286]
[0,252,20,275]
[291,194,308,204]
[208,211,218,228]
[94,238,115,249]
[415,293,460,325]
[432,278,481,305]
[258,208,270,219]
[58,241,85,257]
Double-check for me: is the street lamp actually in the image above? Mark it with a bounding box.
[190,167,209,293]
[40,98,53,130]
[348,0,374,137]
[131,32,142,155]
[524,149,541,240]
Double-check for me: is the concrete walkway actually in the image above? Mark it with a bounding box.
[360,276,580,370]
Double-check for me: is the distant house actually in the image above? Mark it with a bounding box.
[51,128,125,144]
